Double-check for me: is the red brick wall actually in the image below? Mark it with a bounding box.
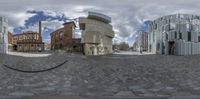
[51,22,75,50]
[8,32,13,44]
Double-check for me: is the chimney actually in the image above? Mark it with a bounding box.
[39,21,42,42]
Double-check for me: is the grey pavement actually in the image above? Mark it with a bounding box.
[0,52,200,98]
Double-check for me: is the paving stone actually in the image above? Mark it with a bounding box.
[165,87,174,90]
[7,85,14,89]
[128,86,142,90]
[9,92,34,96]
[2,52,200,98]
[114,91,136,97]
[172,92,194,97]
[137,93,156,97]
[23,82,44,87]
[132,88,148,94]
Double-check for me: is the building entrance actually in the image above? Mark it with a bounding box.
[13,45,17,51]
[168,41,175,55]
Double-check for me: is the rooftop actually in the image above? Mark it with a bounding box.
[88,12,111,24]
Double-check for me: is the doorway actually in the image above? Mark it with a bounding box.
[13,44,18,51]
[168,41,175,55]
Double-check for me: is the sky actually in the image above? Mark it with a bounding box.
[0,0,200,45]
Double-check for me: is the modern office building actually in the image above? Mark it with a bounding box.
[133,31,148,51]
[79,12,114,55]
[148,14,200,55]
[0,16,8,54]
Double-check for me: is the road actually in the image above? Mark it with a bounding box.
[0,52,200,98]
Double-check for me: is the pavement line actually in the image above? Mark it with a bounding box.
[2,60,68,73]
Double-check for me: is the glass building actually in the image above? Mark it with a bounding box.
[148,14,200,55]
[0,16,8,54]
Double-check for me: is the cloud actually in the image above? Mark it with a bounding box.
[1,0,200,45]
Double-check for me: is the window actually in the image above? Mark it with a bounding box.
[3,26,6,34]
[79,23,85,30]
[186,24,190,30]
[3,17,7,22]
[170,23,175,30]
[176,14,180,18]
[162,26,164,32]
[59,31,64,38]
[0,17,2,32]
[166,33,168,40]
[64,33,68,37]
[179,33,182,39]
[180,14,184,18]
[188,32,191,41]
[193,25,199,31]
[175,31,177,39]
[157,43,160,51]
[0,17,2,22]
[154,24,157,29]
[198,36,200,42]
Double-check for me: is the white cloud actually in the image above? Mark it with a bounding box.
[42,20,64,30]
[11,12,36,27]
[1,0,200,44]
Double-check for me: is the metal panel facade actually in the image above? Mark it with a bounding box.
[149,14,200,55]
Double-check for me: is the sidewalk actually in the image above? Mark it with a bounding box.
[7,51,52,57]
[113,51,154,55]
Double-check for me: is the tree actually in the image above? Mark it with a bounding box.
[119,42,129,51]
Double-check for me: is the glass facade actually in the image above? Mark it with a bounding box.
[0,17,2,33]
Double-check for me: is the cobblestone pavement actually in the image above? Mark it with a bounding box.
[1,52,200,98]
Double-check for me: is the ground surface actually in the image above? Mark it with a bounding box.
[0,51,200,98]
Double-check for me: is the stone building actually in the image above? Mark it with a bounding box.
[12,31,44,52]
[50,22,83,52]
[79,12,114,55]
[149,14,200,55]
[0,16,8,54]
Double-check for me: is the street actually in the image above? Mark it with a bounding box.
[0,52,200,98]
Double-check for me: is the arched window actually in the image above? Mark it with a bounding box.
[59,31,64,38]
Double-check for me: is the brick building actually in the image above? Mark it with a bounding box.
[12,31,44,52]
[8,31,13,51]
[50,22,83,52]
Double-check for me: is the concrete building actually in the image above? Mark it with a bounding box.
[0,16,8,54]
[12,31,44,52]
[79,12,114,55]
[149,14,200,55]
[51,22,83,52]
